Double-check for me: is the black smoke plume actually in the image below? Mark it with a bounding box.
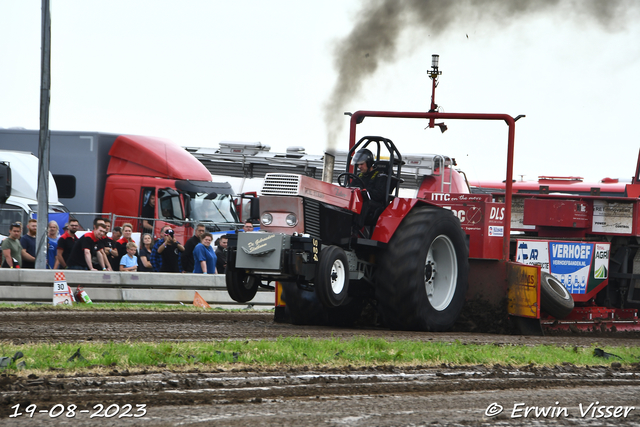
[324,0,632,150]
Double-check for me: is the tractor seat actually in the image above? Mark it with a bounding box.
[378,173,404,195]
[373,158,404,172]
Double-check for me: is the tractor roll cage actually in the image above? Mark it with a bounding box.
[348,110,520,262]
[346,136,404,206]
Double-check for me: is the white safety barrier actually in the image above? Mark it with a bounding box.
[0,270,274,307]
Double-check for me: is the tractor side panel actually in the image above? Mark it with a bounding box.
[423,193,505,260]
[370,198,419,243]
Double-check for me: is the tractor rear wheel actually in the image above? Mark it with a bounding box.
[226,268,258,303]
[315,246,350,308]
[540,272,574,319]
[375,206,469,331]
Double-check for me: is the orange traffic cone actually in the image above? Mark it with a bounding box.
[193,291,211,309]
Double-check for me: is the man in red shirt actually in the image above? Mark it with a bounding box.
[67,220,107,271]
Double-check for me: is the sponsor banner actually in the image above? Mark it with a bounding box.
[592,200,633,234]
[516,240,611,296]
[516,240,550,271]
[488,225,504,237]
[594,243,610,279]
[549,242,593,295]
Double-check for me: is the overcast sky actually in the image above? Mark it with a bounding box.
[1,0,639,182]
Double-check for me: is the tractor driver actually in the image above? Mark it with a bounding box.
[352,148,387,207]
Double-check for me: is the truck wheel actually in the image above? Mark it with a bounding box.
[540,272,574,319]
[226,268,258,303]
[315,246,349,308]
[375,206,469,331]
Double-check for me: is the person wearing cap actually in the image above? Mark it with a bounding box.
[151,225,184,272]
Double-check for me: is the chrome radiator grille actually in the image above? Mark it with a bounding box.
[261,173,301,196]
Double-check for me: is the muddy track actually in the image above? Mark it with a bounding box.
[2,310,640,425]
[2,310,639,346]
[3,365,640,425]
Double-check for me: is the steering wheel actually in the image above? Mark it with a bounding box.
[338,172,366,189]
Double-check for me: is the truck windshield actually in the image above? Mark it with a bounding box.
[0,204,27,236]
[189,193,239,227]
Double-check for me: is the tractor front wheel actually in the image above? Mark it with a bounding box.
[315,246,350,308]
[376,206,469,331]
[226,268,258,303]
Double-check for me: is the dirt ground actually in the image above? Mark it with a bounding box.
[2,310,640,426]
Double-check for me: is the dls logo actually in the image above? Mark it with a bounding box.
[490,207,505,220]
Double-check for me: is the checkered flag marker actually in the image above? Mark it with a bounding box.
[53,272,74,306]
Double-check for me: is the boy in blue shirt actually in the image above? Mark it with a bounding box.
[119,242,138,272]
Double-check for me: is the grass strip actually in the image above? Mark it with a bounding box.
[1,337,638,376]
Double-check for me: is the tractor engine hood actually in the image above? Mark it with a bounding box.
[261,173,360,213]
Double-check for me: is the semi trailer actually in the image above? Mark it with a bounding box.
[0,129,240,242]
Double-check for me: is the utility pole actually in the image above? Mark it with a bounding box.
[36,0,51,269]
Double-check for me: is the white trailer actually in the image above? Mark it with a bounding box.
[0,150,67,237]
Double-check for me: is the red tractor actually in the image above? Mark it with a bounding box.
[225,56,639,334]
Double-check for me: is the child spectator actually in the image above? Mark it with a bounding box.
[119,242,138,272]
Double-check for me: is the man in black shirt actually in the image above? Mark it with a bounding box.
[101,219,118,271]
[352,148,387,206]
[67,222,107,271]
[141,193,156,236]
[182,223,205,273]
[156,227,184,273]
[56,219,79,269]
[215,235,228,274]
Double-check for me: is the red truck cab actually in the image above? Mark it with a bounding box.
[102,135,239,242]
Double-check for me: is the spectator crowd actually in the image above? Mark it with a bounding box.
[0,217,253,274]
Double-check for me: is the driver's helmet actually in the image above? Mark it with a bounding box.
[351,148,374,168]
